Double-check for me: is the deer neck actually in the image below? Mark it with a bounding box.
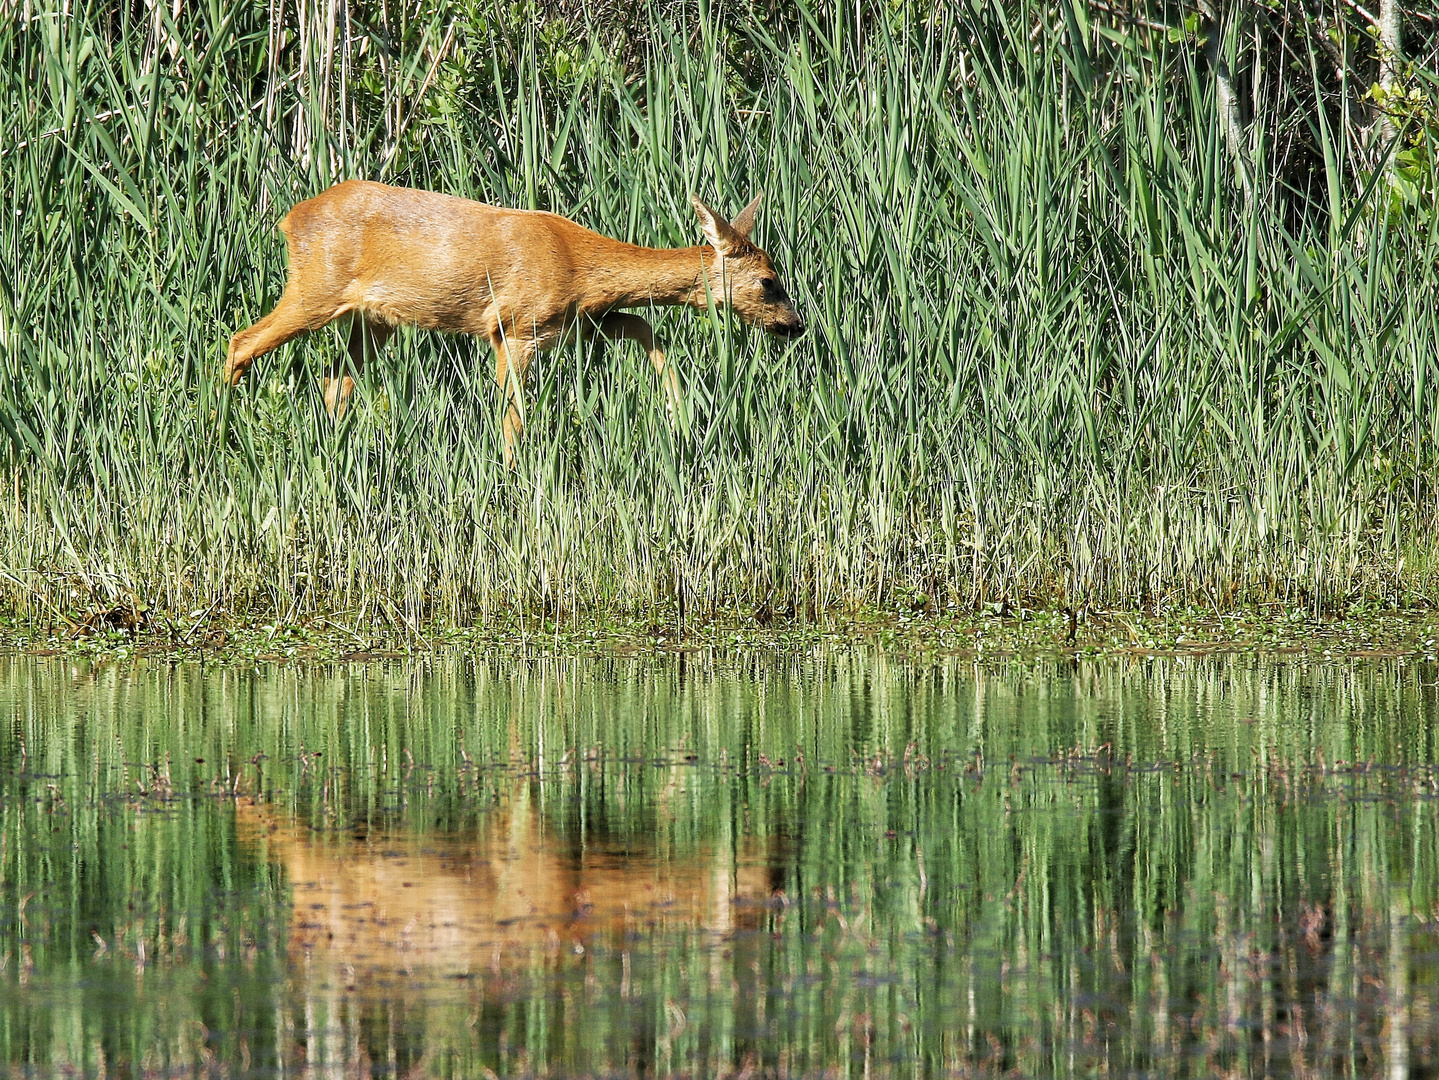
[584,241,718,311]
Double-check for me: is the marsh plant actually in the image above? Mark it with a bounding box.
[3,0,1439,629]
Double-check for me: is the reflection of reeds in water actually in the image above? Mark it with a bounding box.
[4,653,1439,1076]
[235,788,777,994]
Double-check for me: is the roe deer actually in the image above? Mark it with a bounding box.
[222,180,805,465]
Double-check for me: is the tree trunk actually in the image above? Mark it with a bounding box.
[1378,0,1403,162]
[1200,2,1252,203]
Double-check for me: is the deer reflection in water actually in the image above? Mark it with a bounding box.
[236,787,781,993]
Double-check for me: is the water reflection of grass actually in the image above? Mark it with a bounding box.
[2,654,1438,1076]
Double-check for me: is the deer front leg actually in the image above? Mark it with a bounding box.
[492,334,534,469]
[592,312,680,424]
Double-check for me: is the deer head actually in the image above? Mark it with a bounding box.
[691,194,805,340]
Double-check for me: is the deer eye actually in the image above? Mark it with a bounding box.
[761,277,778,292]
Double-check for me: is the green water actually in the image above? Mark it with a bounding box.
[2,651,1439,1078]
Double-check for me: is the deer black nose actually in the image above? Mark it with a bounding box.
[777,319,805,340]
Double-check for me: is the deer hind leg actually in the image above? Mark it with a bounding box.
[223,285,328,389]
[324,314,392,417]
[492,333,535,469]
[590,312,679,422]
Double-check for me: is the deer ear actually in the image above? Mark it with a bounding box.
[691,194,743,255]
[730,192,763,239]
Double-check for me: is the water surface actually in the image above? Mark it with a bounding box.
[3,651,1438,1077]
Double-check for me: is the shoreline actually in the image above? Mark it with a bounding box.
[5,605,1437,664]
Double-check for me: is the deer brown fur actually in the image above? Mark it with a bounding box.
[222,180,804,464]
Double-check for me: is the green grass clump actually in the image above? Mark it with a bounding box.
[2,1,1438,630]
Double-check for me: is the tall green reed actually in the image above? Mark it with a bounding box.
[1,0,1435,627]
